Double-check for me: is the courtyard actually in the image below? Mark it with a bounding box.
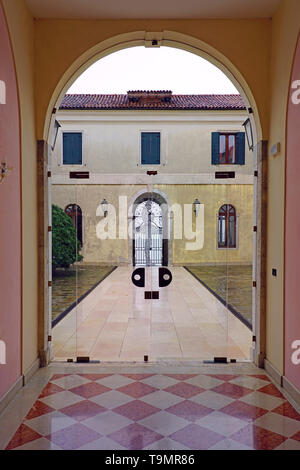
[52,266,252,362]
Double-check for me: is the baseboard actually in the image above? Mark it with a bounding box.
[0,376,23,416]
[23,358,40,386]
[264,359,282,386]
[0,358,40,416]
[282,376,300,410]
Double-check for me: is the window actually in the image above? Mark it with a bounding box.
[219,134,236,164]
[211,132,245,165]
[141,132,160,164]
[65,204,83,246]
[63,132,82,165]
[218,204,236,248]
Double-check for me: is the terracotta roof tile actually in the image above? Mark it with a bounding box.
[60,92,246,111]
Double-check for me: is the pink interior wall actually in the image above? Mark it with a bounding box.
[285,35,300,392]
[0,3,22,399]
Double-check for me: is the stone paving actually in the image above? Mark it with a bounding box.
[2,363,300,450]
[52,267,252,361]
[186,265,252,327]
[52,265,115,322]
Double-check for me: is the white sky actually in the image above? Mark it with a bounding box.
[67,46,239,95]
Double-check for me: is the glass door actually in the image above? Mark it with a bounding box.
[53,172,158,362]
[221,178,253,362]
[51,181,79,361]
[51,133,253,364]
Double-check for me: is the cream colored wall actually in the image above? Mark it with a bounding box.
[34,19,271,141]
[1,0,38,375]
[266,0,300,375]
[53,110,252,176]
[52,184,253,265]
[159,184,253,265]
[52,184,144,264]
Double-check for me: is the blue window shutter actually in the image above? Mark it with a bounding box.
[63,133,82,164]
[63,133,72,164]
[236,132,245,165]
[141,133,149,164]
[75,133,82,164]
[152,133,160,164]
[141,132,160,164]
[211,132,220,164]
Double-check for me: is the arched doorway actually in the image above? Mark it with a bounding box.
[133,193,170,267]
[44,30,265,365]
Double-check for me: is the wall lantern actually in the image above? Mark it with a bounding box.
[101,198,108,217]
[51,119,61,151]
[0,162,12,184]
[193,198,201,217]
[242,117,254,151]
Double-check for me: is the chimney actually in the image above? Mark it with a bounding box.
[127,90,172,104]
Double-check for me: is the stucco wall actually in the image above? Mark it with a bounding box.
[0,2,21,399]
[52,184,253,265]
[34,19,271,142]
[267,0,300,377]
[284,34,300,390]
[1,0,38,376]
[53,110,252,176]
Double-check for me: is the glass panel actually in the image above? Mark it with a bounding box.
[224,166,253,362]
[50,94,253,365]
[51,182,79,361]
[228,134,236,163]
[228,213,236,247]
[219,134,226,163]
[218,215,226,247]
[75,177,153,362]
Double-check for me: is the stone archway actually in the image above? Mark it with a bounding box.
[41,30,266,367]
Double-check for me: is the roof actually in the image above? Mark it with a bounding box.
[60,91,246,111]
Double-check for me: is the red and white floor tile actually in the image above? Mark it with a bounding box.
[4,371,300,450]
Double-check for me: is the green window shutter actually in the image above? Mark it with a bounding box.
[63,133,82,165]
[236,132,245,165]
[141,133,149,164]
[211,132,220,164]
[141,132,160,164]
[152,133,160,164]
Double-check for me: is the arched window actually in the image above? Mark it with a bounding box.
[65,204,83,246]
[218,204,236,248]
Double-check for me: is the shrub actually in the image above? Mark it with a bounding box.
[52,204,82,270]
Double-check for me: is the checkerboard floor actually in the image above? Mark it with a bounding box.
[5,372,300,450]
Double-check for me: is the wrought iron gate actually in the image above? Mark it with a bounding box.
[133,200,163,266]
[134,233,163,266]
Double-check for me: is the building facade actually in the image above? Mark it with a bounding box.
[52,91,253,267]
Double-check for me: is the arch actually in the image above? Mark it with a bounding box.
[130,189,172,267]
[44,30,261,146]
[43,29,263,365]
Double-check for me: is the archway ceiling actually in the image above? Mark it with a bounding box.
[25,0,280,20]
